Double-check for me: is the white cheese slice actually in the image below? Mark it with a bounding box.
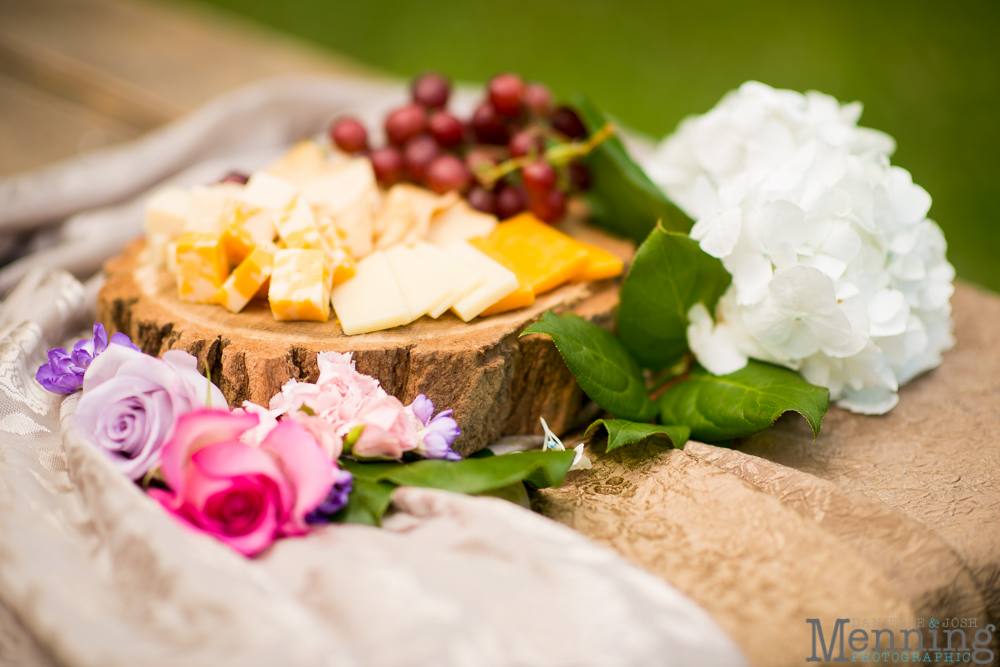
[330,251,410,335]
[426,200,499,247]
[144,187,191,238]
[411,242,486,318]
[384,244,454,323]
[185,183,242,236]
[240,171,298,212]
[444,241,520,321]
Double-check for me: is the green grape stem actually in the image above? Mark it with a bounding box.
[475,122,615,189]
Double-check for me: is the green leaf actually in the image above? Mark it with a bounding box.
[572,93,692,243]
[522,311,656,422]
[617,227,731,370]
[585,419,690,452]
[341,450,576,495]
[657,361,830,442]
[478,482,531,508]
[331,477,395,526]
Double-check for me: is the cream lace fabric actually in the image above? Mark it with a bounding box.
[0,77,747,667]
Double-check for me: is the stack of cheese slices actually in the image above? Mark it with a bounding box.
[143,141,623,335]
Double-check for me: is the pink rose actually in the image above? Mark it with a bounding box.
[150,410,334,557]
[349,395,420,460]
[74,344,227,480]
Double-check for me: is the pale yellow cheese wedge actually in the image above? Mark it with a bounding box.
[330,251,410,335]
[300,158,377,214]
[443,241,520,321]
[217,245,275,313]
[185,184,242,237]
[410,242,485,318]
[384,244,454,323]
[175,232,228,303]
[264,141,327,186]
[144,187,190,237]
[426,199,498,247]
[268,248,330,322]
[240,172,298,212]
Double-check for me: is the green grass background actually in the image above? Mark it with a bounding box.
[174,0,999,292]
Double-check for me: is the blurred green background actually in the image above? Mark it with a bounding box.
[173,0,999,291]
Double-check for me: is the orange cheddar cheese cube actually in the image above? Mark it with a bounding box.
[482,214,590,295]
[572,241,624,282]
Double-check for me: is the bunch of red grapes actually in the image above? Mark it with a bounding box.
[328,72,592,223]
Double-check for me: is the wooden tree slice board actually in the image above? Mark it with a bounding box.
[98,224,632,455]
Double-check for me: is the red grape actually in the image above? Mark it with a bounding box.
[488,73,525,117]
[370,146,404,186]
[403,134,440,183]
[467,186,496,214]
[428,110,464,148]
[412,72,451,108]
[495,185,527,220]
[385,104,426,146]
[330,117,368,153]
[551,106,587,139]
[220,171,249,185]
[524,82,554,117]
[569,162,592,191]
[509,130,544,158]
[529,188,566,223]
[521,160,557,194]
[471,102,510,145]
[426,155,472,194]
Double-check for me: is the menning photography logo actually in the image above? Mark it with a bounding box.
[806,617,996,663]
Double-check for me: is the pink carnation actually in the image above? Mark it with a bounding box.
[349,395,420,460]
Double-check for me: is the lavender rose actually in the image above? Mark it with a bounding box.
[74,344,227,480]
[36,323,139,394]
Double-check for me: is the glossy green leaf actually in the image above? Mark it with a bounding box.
[657,361,830,442]
[617,226,731,370]
[341,449,575,495]
[572,93,692,243]
[585,419,690,452]
[522,311,656,422]
[331,477,395,526]
[478,482,531,508]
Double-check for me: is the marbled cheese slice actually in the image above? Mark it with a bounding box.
[222,210,278,265]
[324,245,357,288]
[330,251,410,335]
[384,244,454,323]
[443,241,520,321]
[268,249,330,322]
[410,242,485,318]
[217,245,275,313]
[240,172,298,212]
[144,187,190,237]
[175,232,228,303]
[275,198,323,250]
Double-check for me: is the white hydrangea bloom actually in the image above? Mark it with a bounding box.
[644,81,955,415]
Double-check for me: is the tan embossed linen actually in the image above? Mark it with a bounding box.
[536,282,1000,666]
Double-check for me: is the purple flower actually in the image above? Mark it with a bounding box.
[36,323,139,394]
[305,468,354,523]
[410,394,462,461]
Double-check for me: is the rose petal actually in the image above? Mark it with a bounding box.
[159,410,258,492]
[260,420,334,534]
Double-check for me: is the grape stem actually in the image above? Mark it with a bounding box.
[474,122,615,189]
